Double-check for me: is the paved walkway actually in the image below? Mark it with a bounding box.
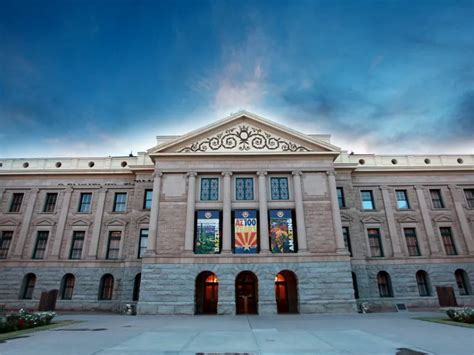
[0,312,472,355]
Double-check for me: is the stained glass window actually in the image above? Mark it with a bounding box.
[236,178,254,200]
[201,178,219,201]
[270,177,289,200]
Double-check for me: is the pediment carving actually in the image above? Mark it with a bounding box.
[106,219,127,227]
[35,218,55,226]
[397,216,419,223]
[0,218,20,226]
[433,215,453,223]
[135,215,150,226]
[340,214,353,222]
[361,216,383,224]
[71,219,91,227]
[178,124,311,153]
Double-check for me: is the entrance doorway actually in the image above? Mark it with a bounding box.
[235,271,258,314]
[436,286,458,307]
[195,271,219,314]
[275,270,298,313]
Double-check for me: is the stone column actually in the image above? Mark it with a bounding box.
[257,171,270,253]
[449,185,474,254]
[327,171,347,253]
[14,189,39,258]
[380,187,404,257]
[146,172,162,255]
[292,171,308,252]
[51,188,73,258]
[87,188,108,259]
[222,171,232,252]
[184,172,197,252]
[0,189,4,210]
[414,186,440,255]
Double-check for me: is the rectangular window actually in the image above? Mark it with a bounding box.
[396,190,410,209]
[404,228,421,256]
[78,193,92,212]
[0,231,13,259]
[113,192,127,212]
[143,189,153,210]
[342,227,352,256]
[33,231,49,259]
[69,231,85,259]
[235,178,254,200]
[430,189,444,209]
[106,231,121,259]
[43,193,58,212]
[465,189,474,208]
[368,228,383,257]
[200,178,219,201]
[337,188,346,208]
[440,227,457,255]
[9,193,24,212]
[361,190,375,210]
[270,177,289,200]
[138,229,148,258]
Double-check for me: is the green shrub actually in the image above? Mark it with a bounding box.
[446,307,474,324]
[0,309,56,333]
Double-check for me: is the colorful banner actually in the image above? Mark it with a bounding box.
[269,209,296,253]
[234,210,258,254]
[195,210,220,254]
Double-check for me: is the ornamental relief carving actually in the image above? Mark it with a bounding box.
[178,125,311,153]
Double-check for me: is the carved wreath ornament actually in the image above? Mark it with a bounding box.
[178,125,310,152]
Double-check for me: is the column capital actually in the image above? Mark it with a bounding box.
[414,185,424,191]
[257,171,267,177]
[187,172,198,178]
[64,187,74,193]
[30,188,40,193]
[292,171,303,177]
[221,171,233,177]
[98,186,108,193]
[152,171,163,178]
[379,186,390,191]
[325,170,336,177]
[448,184,459,191]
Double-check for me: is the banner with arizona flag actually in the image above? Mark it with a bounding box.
[234,209,258,254]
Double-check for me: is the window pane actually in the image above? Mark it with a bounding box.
[404,228,420,256]
[361,191,374,210]
[368,229,383,257]
[113,193,127,212]
[107,232,121,259]
[33,231,48,259]
[236,178,254,200]
[337,188,345,208]
[417,272,430,296]
[10,193,24,212]
[138,229,148,258]
[201,178,219,201]
[342,227,352,256]
[0,231,13,259]
[271,177,289,200]
[78,193,92,212]
[396,190,409,209]
[430,189,444,208]
[440,227,457,255]
[43,193,58,212]
[100,275,114,300]
[465,189,474,208]
[70,231,85,259]
[144,190,153,209]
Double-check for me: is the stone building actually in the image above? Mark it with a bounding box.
[0,111,473,314]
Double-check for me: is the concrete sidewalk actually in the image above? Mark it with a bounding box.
[0,312,472,355]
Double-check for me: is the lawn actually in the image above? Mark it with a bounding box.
[0,320,83,342]
[414,317,474,329]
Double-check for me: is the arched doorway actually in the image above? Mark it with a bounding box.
[275,270,298,313]
[235,271,258,314]
[195,271,218,314]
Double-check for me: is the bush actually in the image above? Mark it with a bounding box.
[446,307,474,324]
[0,309,56,333]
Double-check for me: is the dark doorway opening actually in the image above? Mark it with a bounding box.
[235,271,258,315]
[275,270,298,313]
[436,286,457,307]
[195,271,218,314]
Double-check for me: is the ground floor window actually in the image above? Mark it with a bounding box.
[377,271,393,297]
[20,273,36,299]
[416,270,431,296]
[99,274,114,300]
[61,273,75,300]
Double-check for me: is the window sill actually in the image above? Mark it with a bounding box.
[110,211,126,214]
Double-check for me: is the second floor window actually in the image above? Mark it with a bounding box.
[235,178,254,200]
[200,178,219,201]
[337,188,345,208]
[106,231,121,259]
[143,190,153,209]
[396,190,410,209]
[404,228,420,256]
[361,190,375,210]
[342,227,352,256]
[33,231,49,259]
[43,193,58,212]
[270,177,289,200]
[0,231,13,259]
[138,229,148,258]
[9,193,24,212]
[78,193,92,213]
[465,189,474,208]
[69,231,85,259]
[430,189,444,209]
[113,193,127,212]
[368,228,383,257]
[440,227,457,255]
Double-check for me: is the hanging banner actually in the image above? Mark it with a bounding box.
[195,210,220,254]
[234,209,258,254]
[269,209,296,253]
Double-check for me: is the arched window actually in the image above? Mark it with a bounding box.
[377,271,393,297]
[61,274,75,300]
[20,273,36,299]
[99,274,114,300]
[132,273,141,301]
[416,271,431,297]
[351,272,359,299]
[455,269,472,295]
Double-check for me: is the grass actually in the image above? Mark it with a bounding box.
[414,317,474,329]
[0,320,83,342]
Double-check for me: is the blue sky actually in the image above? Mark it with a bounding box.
[0,0,473,157]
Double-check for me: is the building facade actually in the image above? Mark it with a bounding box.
[0,111,473,314]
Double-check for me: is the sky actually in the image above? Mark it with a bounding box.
[0,0,473,158]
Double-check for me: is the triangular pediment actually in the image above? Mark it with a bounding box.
[433,215,453,223]
[135,215,150,226]
[0,218,20,226]
[35,218,55,226]
[340,214,353,222]
[149,111,340,155]
[361,216,383,224]
[106,219,127,227]
[397,216,419,223]
[71,219,91,227]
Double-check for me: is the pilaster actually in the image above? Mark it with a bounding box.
[414,185,440,255]
[327,171,348,254]
[13,188,39,258]
[222,171,232,252]
[87,187,108,259]
[51,187,73,258]
[448,185,474,254]
[146,171,162,255]
[292,171,308,252]
[380,186,403,257]
[184,172,197,252]
[257,171,270,253]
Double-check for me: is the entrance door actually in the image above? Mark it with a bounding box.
[275,270,298,313]
[436,286,458,307]
[195,272,218,314]
[236,271,258,314]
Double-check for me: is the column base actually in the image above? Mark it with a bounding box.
[143,250,157,258]
[336,248,351,255]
